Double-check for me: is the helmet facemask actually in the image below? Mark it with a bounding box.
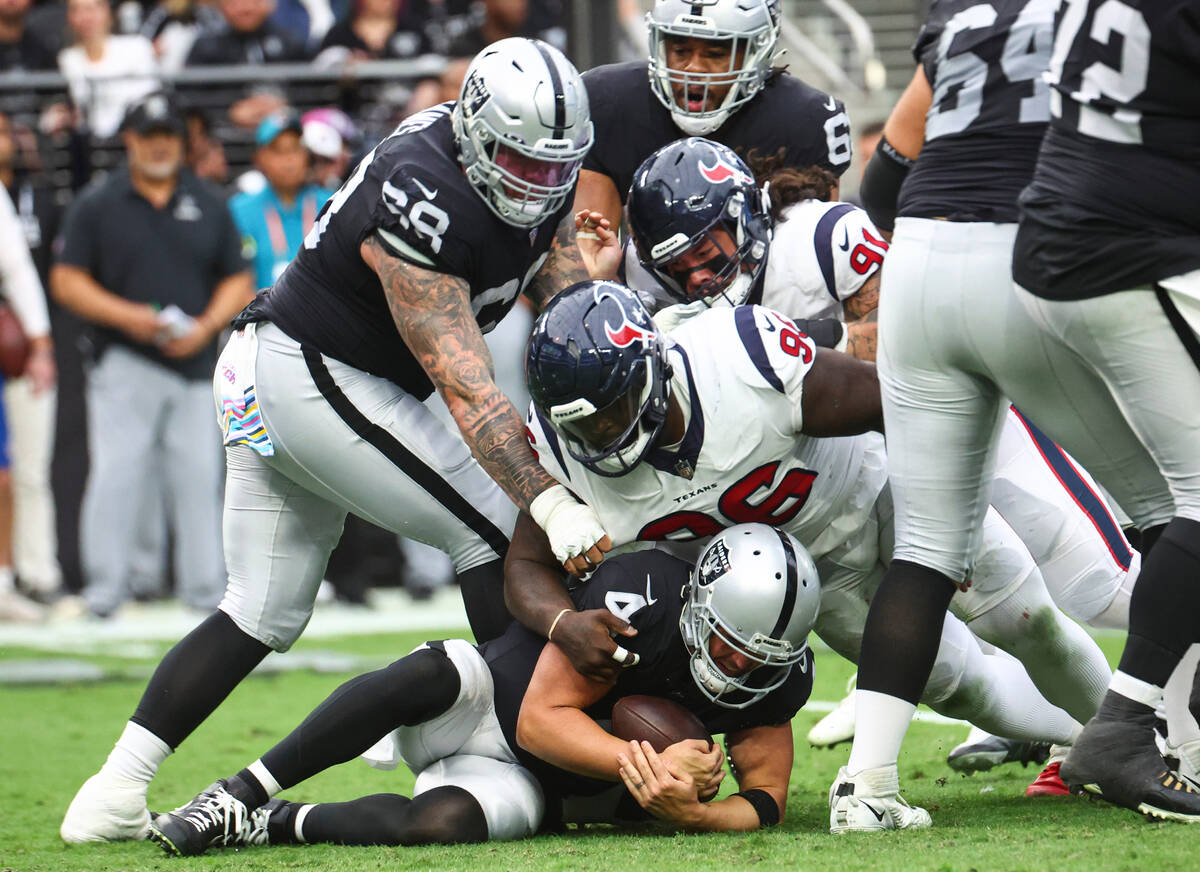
[647,1,781,136]
[453,39,594,228]
[550,337,672,477]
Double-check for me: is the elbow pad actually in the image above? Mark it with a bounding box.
[859,136,915,233]
[792,317,845,351]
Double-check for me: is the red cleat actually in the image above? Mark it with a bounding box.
[1026,761,1072,797]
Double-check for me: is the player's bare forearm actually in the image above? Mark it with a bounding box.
[505,511,575,633]
[843,273,880,322]
[845,321,878,362]
[364,236,555,511]
[524,213,590,311]
[800,348,884,436]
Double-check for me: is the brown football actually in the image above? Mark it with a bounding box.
[0,304,29,378]
[612,695,713,753]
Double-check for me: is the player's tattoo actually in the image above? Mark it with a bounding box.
[524,214,590,310]
[845,322,878,362]
[365,235,556,511]
[844,273,881,322]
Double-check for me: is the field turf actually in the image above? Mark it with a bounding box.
[2,627,1197,872]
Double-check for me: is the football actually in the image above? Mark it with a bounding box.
[0,304,29,378]
[612,695,712,753]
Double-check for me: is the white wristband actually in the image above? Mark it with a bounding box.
[530,484,608,565]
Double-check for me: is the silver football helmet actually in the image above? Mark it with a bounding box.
[453,37,594,227]
[681,523,820,709]
[647,0,782,136]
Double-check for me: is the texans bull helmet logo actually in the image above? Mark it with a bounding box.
[596,286,657,348]
[698,155,754,187]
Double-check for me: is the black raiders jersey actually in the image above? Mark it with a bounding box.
[898,0,1056,223]
[480,548,813,801]
[243,103,569,399]
[582,61,850,202]
[1013,0,1200,300]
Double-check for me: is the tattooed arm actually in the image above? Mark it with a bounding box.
[523,211,591,311]
[843,271,880,323]
[360,235,611,573]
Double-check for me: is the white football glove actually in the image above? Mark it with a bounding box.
[530,484,609,567]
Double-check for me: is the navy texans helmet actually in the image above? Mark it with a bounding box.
[526,280,673,477]
[627,137,772,309]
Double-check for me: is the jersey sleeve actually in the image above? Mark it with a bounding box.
[571,549,689,672]
[367,159,473,278]
[724,305,817,433]
[827,207,888,302]
[765,79,852,177]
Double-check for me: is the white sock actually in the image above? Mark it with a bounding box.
[293,804,315,843]
[846,690,917,775]
[247,759,283,797]
[1111,670,1164,709]
[1163,645,1200,749]
[101,722,172,785]
[0,565,14,594]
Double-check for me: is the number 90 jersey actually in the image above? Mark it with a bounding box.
[524,306,888,562]
[250,103,569,400]
[899,0,1057,223]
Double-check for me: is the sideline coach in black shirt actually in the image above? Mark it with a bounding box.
[50,90,253,618]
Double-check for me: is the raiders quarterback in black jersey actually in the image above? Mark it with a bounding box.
[1010,0,1200,822]
[575,0,852,230]
[60,38,616,847]
[148,525,818,854]
[839,0,1200,831]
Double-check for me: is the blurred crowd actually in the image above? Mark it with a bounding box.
[0,0,609,622]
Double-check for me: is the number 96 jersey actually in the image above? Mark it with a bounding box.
[524,305,888,562]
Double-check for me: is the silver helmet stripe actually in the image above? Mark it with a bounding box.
[770,526,799,639]
[531,40,566,138]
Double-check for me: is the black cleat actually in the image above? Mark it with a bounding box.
[149,780,252,856]
[1061,691,1200,823]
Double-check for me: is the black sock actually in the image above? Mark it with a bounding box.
[228,771,270,809]
[298,788,487,846]
[1118,518,1200,687]
[260,647,460,790]
[458,558,512,643]
[131,610,271,749]
[857,559,958,705]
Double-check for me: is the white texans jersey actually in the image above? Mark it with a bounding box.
[525,305,888,561]
[623,199,887,323]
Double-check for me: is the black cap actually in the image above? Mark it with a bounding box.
[122,92,186,136]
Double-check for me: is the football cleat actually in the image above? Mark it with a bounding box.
[1061,691,1200,823]
[149,780,252,856]
[829,765,932,834]
[946,729,1050,774]
[60,771,151,843]
[807,675,857,748]
[1025,761,1072,797]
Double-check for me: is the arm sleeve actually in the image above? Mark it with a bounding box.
[859,136,915,233]
[0,186,50,336]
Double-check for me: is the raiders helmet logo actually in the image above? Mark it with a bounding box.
[697,539,731,587]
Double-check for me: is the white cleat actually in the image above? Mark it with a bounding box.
[61,771,151,843]
[829,765,932,834]
[807,674,856,748]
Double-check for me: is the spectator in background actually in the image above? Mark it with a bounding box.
[50,91,254,618]
[301,106,353,187]
[185,0,310,65]
[0,183,55,621]
[183,105,229,186]
[140,0,226,72]
[270,0,333,53]
[0,0,57,70]
[0,108,67,604]
[230,110,334,290]
[58,0,160,138]
[316,0,428,64]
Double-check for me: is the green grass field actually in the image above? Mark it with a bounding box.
[2,628,1197,872]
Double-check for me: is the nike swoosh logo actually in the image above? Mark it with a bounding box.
[838,227,850,251]
[860,801,886,822]
[824,96,838,112]
[644,574,658,606]
[761,318,776,332]
[413,178,438,200]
